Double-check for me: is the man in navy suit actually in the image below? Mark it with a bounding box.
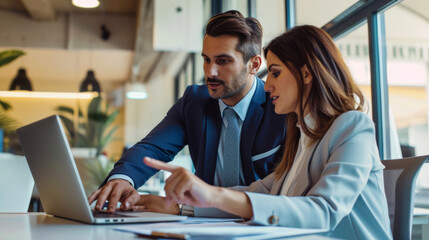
[89,10,286,213]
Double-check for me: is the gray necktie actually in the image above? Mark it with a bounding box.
[222,107,240,187]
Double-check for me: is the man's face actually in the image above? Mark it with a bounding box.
[202,35,252,106]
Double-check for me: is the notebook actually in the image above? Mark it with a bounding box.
[16,115,186,224]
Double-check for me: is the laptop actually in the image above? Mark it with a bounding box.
[16,115,186,224]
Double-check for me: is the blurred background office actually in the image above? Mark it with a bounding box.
[0,0,428,237]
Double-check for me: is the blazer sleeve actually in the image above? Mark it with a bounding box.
[246,112,380,229]
[101,86,192,188]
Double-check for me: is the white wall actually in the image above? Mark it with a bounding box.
[124,52,189,145]
[0,10,135,50]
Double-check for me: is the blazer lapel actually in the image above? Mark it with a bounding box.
[288,141,320,196]
[241,78,266,185]
[199,99,221,185]
[271,170,288,195]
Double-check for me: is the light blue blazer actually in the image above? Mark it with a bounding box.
[236,111,392,239]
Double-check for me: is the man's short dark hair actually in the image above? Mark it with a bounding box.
[205,10,263,63]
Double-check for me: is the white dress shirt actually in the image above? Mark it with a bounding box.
[280,114,314,195]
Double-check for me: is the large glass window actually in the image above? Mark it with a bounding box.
[385,2,429,157]
[221,0,248,15]
[256,0,285,45]
[296,0,359,27]
[384,1,429,208]
[335,23,372,116]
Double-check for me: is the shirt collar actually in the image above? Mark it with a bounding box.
[219,76,257,121]
[297,113,315,146]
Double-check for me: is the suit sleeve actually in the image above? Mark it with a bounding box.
[101,86,191,188]
[246,112,379,229]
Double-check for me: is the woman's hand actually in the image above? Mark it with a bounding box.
[132,194,180,214]
[143,157,220,208]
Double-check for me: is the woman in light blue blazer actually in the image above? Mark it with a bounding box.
[142,25,392,239]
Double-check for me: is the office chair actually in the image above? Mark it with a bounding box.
[0,153,34,212]
[382,155,429,240]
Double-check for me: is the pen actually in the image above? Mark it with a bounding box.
[136,231,190,240]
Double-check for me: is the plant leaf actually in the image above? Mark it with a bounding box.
[0,113,19,132]
[98,125,119,155]
[58,115,75,134]
[77,131,90,147]
[0,50,25,67]
[55,106,83,117]
[104,109,119,129]
[0,100,12,111]
[88,97,102,116]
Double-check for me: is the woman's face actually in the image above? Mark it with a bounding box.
[264,50,312,116]
[264,51,299,115]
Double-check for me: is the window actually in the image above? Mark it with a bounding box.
[384,1,429,201]
[296,0,359,27]
[335,23,372,116]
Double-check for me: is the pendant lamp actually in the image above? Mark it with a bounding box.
[9,68,33,91]
[79,70,101,93]
[126,82,148,99]
[72,0,100,8]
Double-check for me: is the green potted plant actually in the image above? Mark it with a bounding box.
[0,101,18,133]
[55,96,120,195]
[55,96,119,156]
[0,50,25,152]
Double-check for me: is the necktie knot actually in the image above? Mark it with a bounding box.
[224,108,239,128]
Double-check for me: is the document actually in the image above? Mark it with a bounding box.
[183,217,242,224]
[115,221,328,239]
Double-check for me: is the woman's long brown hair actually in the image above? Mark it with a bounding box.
[264,25,365,178]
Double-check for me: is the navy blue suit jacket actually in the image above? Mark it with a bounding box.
[104,77,286,188]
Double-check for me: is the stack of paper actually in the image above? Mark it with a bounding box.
[115,220,328,239]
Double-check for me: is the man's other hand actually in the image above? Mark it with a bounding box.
[88,179,139,213]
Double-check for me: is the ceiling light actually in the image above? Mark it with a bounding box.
[9,68,32,91]
[0,91,98,99]
[126,82,148,99]
[79,70,101,93]
[72,0,100,8]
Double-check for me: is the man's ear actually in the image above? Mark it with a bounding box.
[301,65,313,85]
[248,55,262,75]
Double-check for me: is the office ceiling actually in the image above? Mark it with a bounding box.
[0,0,137,16]
[0,0,426,22]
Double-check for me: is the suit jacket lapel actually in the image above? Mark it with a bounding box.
[199,99,221,185]
[271,170,288,195]
[288,140,320,196]
[241,78,266,185]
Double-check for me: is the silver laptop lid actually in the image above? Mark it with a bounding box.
[17,115,94,224]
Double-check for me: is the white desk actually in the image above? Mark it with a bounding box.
[0,213,331,240]
[0,213,138,240]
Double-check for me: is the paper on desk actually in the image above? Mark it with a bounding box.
[115,221,327,238]
[183,217,242,224]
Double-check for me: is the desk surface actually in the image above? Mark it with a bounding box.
[0,213,334,240]
[0,213,138,240]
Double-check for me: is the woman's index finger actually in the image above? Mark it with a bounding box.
[143,157,178,172]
